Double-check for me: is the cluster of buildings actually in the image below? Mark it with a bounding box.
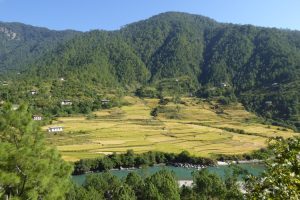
[45,99,110,133]
[47,126,63,133]
[1,81,111,134]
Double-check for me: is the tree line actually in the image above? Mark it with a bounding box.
[73,150,216,175]
[67,167,244,200]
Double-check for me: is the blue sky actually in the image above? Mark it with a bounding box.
[0,0,299,31]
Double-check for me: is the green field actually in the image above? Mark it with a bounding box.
[44,97,297,161]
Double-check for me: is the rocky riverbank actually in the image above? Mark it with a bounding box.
[217,159,263,166]
[170,162,212,169]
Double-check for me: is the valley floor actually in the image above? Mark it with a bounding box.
[44,97,296,161]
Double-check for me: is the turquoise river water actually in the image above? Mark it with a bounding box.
[73,163,265,185]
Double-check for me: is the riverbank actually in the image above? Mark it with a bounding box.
[72,163,265,186]
[217,159,263,166]
[74,159,263,176]
[72,150,216,175]
[171,159,263,169]
[178,180,193,187]
[178,180,246,192]
[169,162,207,169]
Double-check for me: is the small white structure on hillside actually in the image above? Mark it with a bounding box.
[12,104,19,110]
[101,99,110,104]
[48,126,63,133]
[265,101,272,106]
[220,82,228,87]
[61,100,72,106]
[32,115,42,121]
[30,90,37,95]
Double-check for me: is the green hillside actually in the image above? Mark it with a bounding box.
[0,12,299,130]
[0,21,80,73]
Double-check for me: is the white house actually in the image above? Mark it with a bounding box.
[101,99,110,104]
[61,100,72,106]
[48,126,63,133]
[220,82,228,87]
[30,90,37,95]
[12,104,19,110]
[32,115,42,121]
[265,101,272,106]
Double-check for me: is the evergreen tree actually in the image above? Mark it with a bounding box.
[0,104,73,200]
[245,137,300,199]
[192,169,226,199]
[125,172,144,199]
[112,184,136,200]
[142,169,180,200]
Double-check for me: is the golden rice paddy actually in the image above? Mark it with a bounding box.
[44,96,296,161]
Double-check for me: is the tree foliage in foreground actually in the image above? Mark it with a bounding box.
[245,137,300,199]
[67,168,243,200]
[68,137,300,200]
[0,104,73,200]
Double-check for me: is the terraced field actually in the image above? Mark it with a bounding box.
[45,97,297,161]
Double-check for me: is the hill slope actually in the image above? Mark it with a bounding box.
[1,12,299,129]
[0,21,80,73]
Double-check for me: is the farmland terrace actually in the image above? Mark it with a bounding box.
[44,96,297,161]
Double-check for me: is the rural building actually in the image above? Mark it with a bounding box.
[101,99,110,104]
[2,81,8,86]
[272,83,279,86]
[12,104,19,110]
[48,126,63,133]
[61,100,72,106]
[30,90,37,95]
[178,180,193,188]
[32,115,42,121]
[220,82,228,87]
[265,101,272,106]
[60,77,65,81]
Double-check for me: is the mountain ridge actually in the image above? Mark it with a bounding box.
[0,21,81,72]
[0,12,299,130]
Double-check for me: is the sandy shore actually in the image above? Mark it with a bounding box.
[217,159,263,166]
[178,180,193,187]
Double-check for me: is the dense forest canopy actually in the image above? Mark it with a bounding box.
[0,21,80,73]
[0,12,299,130]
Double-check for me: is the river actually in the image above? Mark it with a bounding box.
[72,163,265,185]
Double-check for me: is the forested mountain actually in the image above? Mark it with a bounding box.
[26,31,149,86]
[0,21,80,73]
[0,12,299,130]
